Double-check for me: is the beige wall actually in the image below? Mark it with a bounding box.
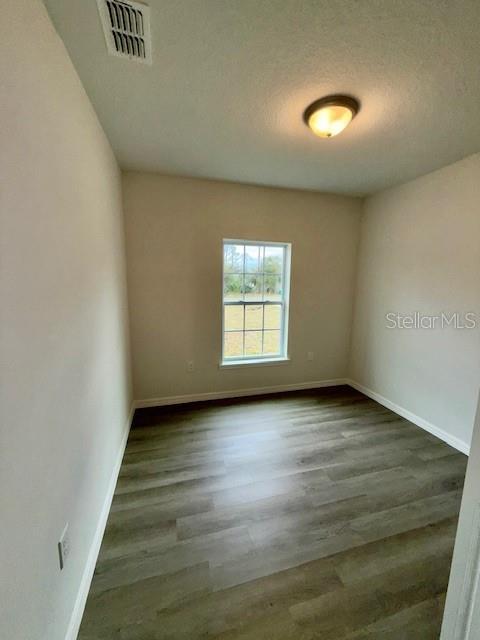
[349,153,480,450]
[123,172,362,402]
[1,2,132,639]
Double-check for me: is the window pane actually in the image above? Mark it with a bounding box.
[264,275,282,301]
[224,331,243,358]
[264,304,282,329]
[224,305,244,331]
[264,246,283,274]
[224,244,244,273]
[245,304,263,330]
[263,330,281,355]
[245,331,262,356]
[244,274,263,301]
[224,274,244,301]
[244,245,263,273]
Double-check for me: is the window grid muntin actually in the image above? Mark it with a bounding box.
[222,240,289,362]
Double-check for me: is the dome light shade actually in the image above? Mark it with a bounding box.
[303,95,359,138]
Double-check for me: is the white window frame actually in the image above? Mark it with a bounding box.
[221,239,291,367]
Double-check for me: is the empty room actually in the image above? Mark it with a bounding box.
[3,1,480,639]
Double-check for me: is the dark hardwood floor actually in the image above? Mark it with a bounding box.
[79,386,467,639]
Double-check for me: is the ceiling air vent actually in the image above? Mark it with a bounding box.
[97,0,152,64]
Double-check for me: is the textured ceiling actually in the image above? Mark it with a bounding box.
[44,0,480,195]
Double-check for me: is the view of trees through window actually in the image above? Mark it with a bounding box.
[223,242,289,360]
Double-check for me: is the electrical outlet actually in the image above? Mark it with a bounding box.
[307,351,314,361]
[58,523,70,570]
[187,360,195,372]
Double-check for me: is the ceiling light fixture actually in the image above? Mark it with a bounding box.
[303,95,360,138]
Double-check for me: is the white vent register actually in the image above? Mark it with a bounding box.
[97,0,152,64]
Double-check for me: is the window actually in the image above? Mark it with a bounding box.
[222,240,291,364]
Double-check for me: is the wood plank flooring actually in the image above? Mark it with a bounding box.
[79,386,467,639]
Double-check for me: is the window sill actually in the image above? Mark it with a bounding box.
[219,357,291,369]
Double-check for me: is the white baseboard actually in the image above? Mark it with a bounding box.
[135,378,349,409]
[346,379,470,455]
[65,402,135,640]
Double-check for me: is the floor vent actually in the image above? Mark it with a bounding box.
[97,0,152,64]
